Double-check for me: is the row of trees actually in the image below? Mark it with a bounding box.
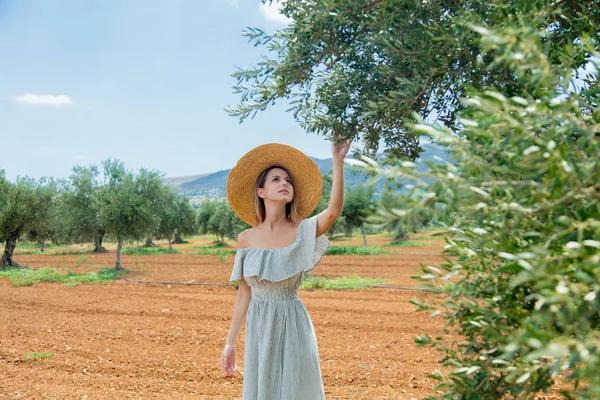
[0,160,197,269]
[0,160,426,270]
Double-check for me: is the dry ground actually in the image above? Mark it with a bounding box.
[1,234,448,399]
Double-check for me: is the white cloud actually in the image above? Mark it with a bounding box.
[259,1,291,24]
[13,94,73,107]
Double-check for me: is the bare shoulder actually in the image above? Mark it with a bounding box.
[236,228,255,249]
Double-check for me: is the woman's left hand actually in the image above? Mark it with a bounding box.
[331,136,351,160]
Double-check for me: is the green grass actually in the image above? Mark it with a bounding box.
[15,249,91,256]
[121,246,178,255]
[387,240,428,247]
[301,273,386,289]
[325,245,389,255]
[0,267,125,287]
[24,351,54,360]
[194,246,236,256]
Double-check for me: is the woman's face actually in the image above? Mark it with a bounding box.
[258,167,294,203]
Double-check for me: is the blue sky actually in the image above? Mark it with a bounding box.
[0,0,333,181]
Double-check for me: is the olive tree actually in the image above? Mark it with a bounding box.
[156,188,197,249]
[198,200,248,244]
[25,178,62,252]
[361,16,600,400]
[62,165,107,252]
[97,159,164,269]
[228,0,598,161]
[0,177,55,267]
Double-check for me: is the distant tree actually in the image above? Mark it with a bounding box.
[156,189,197,249]
[208,201,248,244]
[379,188,431,242]
[172,195,198,244]
[197,199,218,238]
[98,159,164,269]
[342,182,376,245]
[25,178,62,252]
[0,177,51,267]
[198,200,248,244]
[63,165,107,252]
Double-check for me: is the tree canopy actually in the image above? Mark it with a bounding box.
[228,0,598,160]
[359,5,599,399]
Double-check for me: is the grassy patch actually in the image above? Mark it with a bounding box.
[195,247,236,256]
[387,240,428,247]
[121,246,177,255]
[15,249,91,256]
[325,245,388,255]
[0,267,125,287]
[301,273,386,289]
[24,351,54,360]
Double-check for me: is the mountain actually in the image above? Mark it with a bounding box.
[165,142,450,202]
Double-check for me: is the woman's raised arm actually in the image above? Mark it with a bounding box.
[317,139,350,237]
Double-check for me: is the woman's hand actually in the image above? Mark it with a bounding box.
[221,344,238,377]
[331,136,351,161]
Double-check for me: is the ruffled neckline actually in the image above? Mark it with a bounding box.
[237,219,305,252]
[229,216,329,283]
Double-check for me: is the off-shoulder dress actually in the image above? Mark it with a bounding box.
[230,215,330,400]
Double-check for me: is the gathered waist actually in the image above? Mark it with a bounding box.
[250,294,301,303]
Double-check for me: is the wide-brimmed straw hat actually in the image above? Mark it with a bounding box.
[227,143,323,226]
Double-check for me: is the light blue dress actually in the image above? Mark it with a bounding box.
[230,215,330,400]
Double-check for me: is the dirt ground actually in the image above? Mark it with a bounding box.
[1,235,448,399]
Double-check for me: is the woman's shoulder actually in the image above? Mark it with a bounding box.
[236,228,254,249]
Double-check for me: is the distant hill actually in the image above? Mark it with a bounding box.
[165,142,450,203]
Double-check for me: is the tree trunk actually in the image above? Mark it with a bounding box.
[392,231,410,242]
[1,235,19,267]
[115,238,123,270]
[144,236,155,247]
[174,232,184,244]
[361,223,368,247]
[168,238,172,250]
[93,231,108,253]
[39,240,45,253]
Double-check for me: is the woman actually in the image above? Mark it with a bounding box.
[221,140,350,399]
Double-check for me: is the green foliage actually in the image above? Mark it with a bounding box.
[342,183,376,236]
[325,245,387,255]
[25,178,63,250]
[155,187,197,247]
[301,273,386,289]
[195,246,236,256]
[362,7,600,399]
[120,246,178,255]
[228,0,597,161]
[198,200,249,243]
[62,165,105,247]
[387,240,427,248]
[0,177,60,266]
[377,188,433,241]
[24,351,54,360]
[0,267,125,287]
[97,159,165,268]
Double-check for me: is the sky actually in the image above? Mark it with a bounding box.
[0,0,333,181]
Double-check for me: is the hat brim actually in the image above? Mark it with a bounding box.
[227,143,323,227]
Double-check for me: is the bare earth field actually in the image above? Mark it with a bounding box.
[1,234,448,399]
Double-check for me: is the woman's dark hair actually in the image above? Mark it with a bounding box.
[254,165,299,225]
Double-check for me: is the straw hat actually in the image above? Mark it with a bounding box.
[227,143,323,226]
